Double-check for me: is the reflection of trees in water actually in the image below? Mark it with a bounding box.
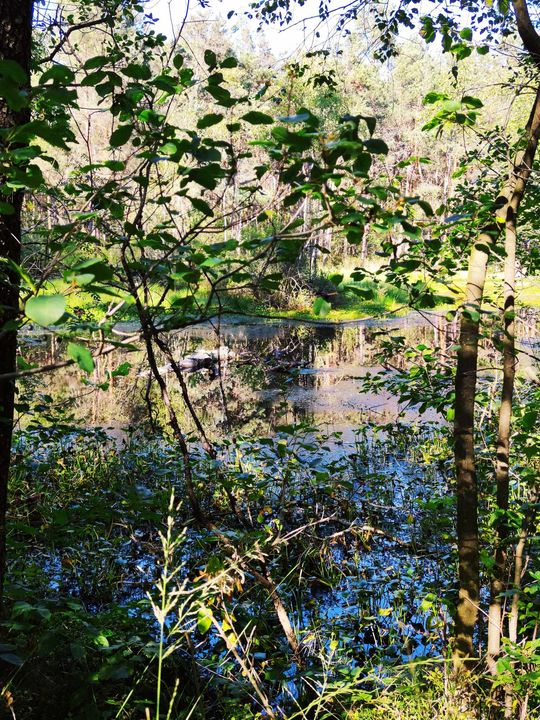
[18,313,539,436]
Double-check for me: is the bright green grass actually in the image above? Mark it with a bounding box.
[42,271,540,326]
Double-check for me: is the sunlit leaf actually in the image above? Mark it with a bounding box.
[25,295,66,326]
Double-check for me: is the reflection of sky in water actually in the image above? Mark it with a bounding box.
[12,311,538,688]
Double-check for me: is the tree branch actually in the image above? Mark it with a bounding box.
[513,0,540,64]
[40,15,111,65]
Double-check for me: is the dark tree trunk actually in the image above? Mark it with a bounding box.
[0,0,34,600]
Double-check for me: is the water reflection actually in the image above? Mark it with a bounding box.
[18,311,539,438]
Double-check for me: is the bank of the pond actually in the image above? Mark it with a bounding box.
[44,272,540,326]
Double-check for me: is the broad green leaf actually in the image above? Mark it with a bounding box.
[313,297,331,318]
[364,138,388,154]
[0,201,14,215]
[160,142,178,155]
[0,653,23,666]
[242,111,273,125]
[462,95,483,109]
[0,257,36,292]
[197,607,213,634]
[65,259,113,285]
[188,164,225,190]
[121,63,151,80]
[84,55,109,70]
[220,57,238,68]
[67,343,95,373]
[204,50,217,68]
[423,92,448,105]
[206,84,235,107]
[25,294,66,326]
[103,160,125,171]
[197,113,224,129]
[110,125,133,147]
[0,59,27,84]
[188,196,214,216]
[111,362,131,377]
[39,64,75,85]
[278,112,310,123]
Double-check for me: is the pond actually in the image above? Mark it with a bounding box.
[7,310,539,718]
[18,309,539,439]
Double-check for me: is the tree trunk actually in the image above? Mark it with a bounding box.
[487,83,540,675]
[453,229,492,666]
[0,1,34,601]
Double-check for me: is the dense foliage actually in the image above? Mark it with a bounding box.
[0,0,538,718]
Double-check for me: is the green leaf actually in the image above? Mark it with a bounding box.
[242,111,274,125]
[81,70,107,87]
[459,28,473,41]
[363,138,388,154]
[328,273,343,287]
[25,295,66,326]
[160,142,178,155]
[278,112,310,123]
[111,362,131,377]
[197,607,213,634]
[121,63,151,80]
[188,196,214,216]
[0,652,23,666]
[206,84,235,107]
[0,59,27,84]
[220,57,238,68]
[204,50,217,69]
[110,125,133,148]
[359,115,377,136]
[72,258,113,281]
[67,343,95,373]
[39,64,75,85]
[313,297,331,318]
[103,160,125,171]
[462,95,483,109]
[423,92,447,105]
[84,55,109,70]
[0,201,14,215]
[197,113,224,129]
[188,164,225,190]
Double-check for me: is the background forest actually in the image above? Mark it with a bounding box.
[0,0,539,718]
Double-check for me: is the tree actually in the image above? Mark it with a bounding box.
[0,0,33,601]
[251,0,540,671]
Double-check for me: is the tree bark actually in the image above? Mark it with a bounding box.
[0,0,34,601]
[487,83,540,675]
[453,0,540,665]
[453,226,493,666]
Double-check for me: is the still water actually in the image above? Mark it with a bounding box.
[12,311,539,669]
[18,310,539,438]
